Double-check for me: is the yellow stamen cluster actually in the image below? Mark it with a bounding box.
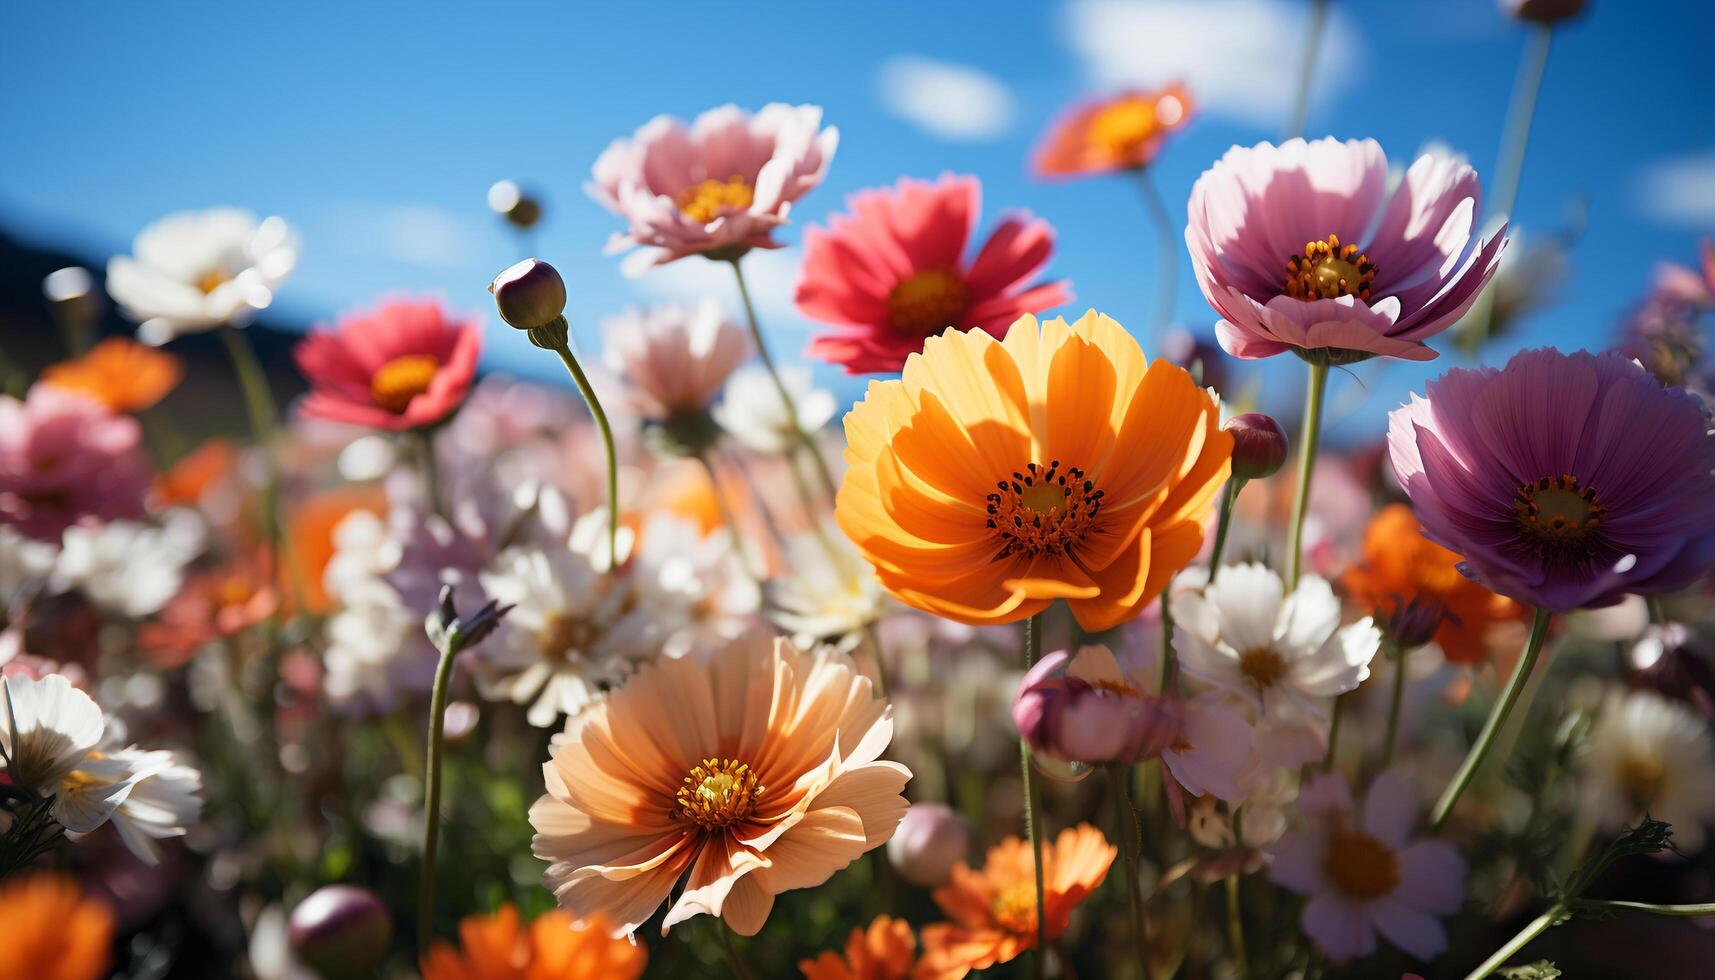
[1284,234,1377,301]
[676,175,755,225]
[537,612,594,664]
[195,269,230,295]
[1618,751,1667,807]
[990,883,1039,935]
[1323,830,1400,900]
[886,268,969,336]
[985,460,1104,560]
[369,354,440,414]
[675,757,764,830]
[1237,647,1289,689]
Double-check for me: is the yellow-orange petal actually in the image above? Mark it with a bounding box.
[41,337,183,413]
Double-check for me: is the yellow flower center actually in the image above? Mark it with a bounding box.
[1238,647,1288,689]
[886,268,969,336]
[369,354,440,414]
[985,460,1105,559]
[1618,751,1666,807]
[1323,831,1400,900]
[195,269,230,295]
[1284,234,1377,302]
[676,758,764,830]
[990,883,1038,935]
[1514,474,1606,545]
[537,612,595,664]
[676,175,755,224]
[1087,94,1181,160]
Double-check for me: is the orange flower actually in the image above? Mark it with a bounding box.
[837,312,1231,631]
[152,438,240,508]
[0,874,113,980]
[917,824,1115,978]
[799,915,922,980]
[139,550,279,667]
[1341,503,1525,665]
[529,634,910,937]
[1033,87,1194,178]
[421,905,645,980]
[288,486,387,613]
[40,337,184,413]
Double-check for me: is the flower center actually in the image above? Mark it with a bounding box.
[990,883,1038,935]
[369,355,440,414]
[1514,474,1606,545]
[1323,831,1400,900]
[675,757,764,830]
[1087,94,1182,159]
[676,175,755,224]
[1238,647,1288,689]
[886,268,969,336]
[1284,234,1377,302]
[1618,750,1666,807]
[537,612,595,664]
[196,269,230,295]
[985,460,1104,559]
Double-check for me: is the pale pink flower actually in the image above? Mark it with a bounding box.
[603,301,751,423]
[0,386,150,541]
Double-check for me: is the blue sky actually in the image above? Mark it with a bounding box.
[2,0,1711,440]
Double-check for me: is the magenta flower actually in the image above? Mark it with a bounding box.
[1187,138,1506,363]
[0,386,150,541]
[1014,645,1182,765]
[587,103,838,267]
[1390,348,1715,612]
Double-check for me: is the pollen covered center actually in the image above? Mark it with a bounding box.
[990,883,1038,935]
[370,355,440,413]
[537,612,596,664]
[195,269,230,295]
[985,460,1105,559]
[887,268,969,336]
[1514,474,1605,543]
[1618,750,1666,806]
[1285,234,1377,302]
[1324,831,1400,900]
[1238,647,1289,689]
[676,757,764,830]
[677,175,755,225]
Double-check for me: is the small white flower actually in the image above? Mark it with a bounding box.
[602,301,751,422]
[764,521,885,645]
[1579,688,1715,852]
[632,513,759,655]
[713,363,837,454]
[319,512,436,715]
[107,208,298,344]
[1,673,105,792]
[53,516,204,617]
[89,746,203,864]
[1173,563,1381,722]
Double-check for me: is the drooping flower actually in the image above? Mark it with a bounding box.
[589,103,838,266]
[294,298,483,431]
[421,905,646,980]
[797,175,1071,374]
[714,364,838,454]
[1173,563,1381,721]
[0,386,151,541]
[1389,348,1715,612]
[1342,504,1526,664]
[916,824,1115,978]
[837,312,1232,631]
[106,207,298,344]
[1269,771,1466,962]
[529,633,910,937]
[1579,688,1715,852]
[1187,138,1505,362]
[602,301,751,423]
[799,915,921,980]
[0,873,113,980]
[1033,86,1193,178]
[40,337,184,413]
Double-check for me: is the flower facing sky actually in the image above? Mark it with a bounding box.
[0,874,113,980]
[589,103,838,266]
[1579,688,1715,852]
[106,207,298,345]
[1269,771,1466,962]
[420,905,646,980]
[837,312,1231,632]
[1032,86,1194,178]
[1389,348,1715,613]
[529,634,909,937]
[40,337,184,413]
[0,385,151,541]
[602,301,751,423]
[796,174,1072,374]
[294,298,482,431]
[1186,138,1505,362]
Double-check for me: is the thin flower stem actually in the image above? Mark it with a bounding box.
[1207,479,1242,585]
[1431,607,1552,830]
[1463,904,1563,980]
[1225,874,1249,980]
[1581,899,1715,917]
[418,629,466,954]
[414,427,446,520]
[1285,360,1329,590]
[858,621,891,697]
[1321,694,1344,771]
[693,450,759,580]
[1646,595,1666,624]
[1287,0,1330,140]
[718,920,756,980]
[1134,167,1178,336]
[547,341,620,571]
[1380,640,1409,769]
[1021,611,1049,980]
[1157,594,1177,694]
[728,257,839,501]
[219,324,284,564]
[1109,765,1152,980]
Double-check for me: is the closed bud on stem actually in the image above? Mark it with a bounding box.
[489,258,567,331]
[1385,593,1447,652]
[1225,412,1288,481]
[487,179,543,229]
[886,802,971,887]
[287,885,392,980]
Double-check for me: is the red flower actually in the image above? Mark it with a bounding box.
[796,174,1070,374]
[294,299,482,430]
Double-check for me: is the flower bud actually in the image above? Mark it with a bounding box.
[1500,0,1585,23]
[488,258,566,330]
[1384,593,1446,651]
[1224,412,1288,481]
[1013,648,1183,766]
[287,885,392,979]
[886,802,970,887]
[487,179,543,229]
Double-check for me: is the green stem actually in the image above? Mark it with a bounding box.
[547,340,620,571]
[1134,168,1179,336]
[1463,904,1564,980]
[1321,694,1345,772]
[1021,611,1049,980]
[1207,479,1242,585]
[1287,0,1330,139]
[1226,874,1249,980]
[858,621,891,698]
[1380,641,1408,769]
[1110,765,1152,980]
[1286,361,1329,590]
[1646,595,1666,625]
[694,450,758,579]
[1581,899,1715,917]
[218,324,283,552]
[728,257,839,501]
[1157,594,1177,694]
[1431,607,1552,830]
[417,630,466,954]
[414,427,446,520]
[718,920,756,980]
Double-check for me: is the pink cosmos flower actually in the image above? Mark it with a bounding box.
[1269,771,1465,963]
[588,103,838,267]
[1187,138,1506,362]
[796,174,1071,374]
[602,301,751,423]
[0,386,150,541]
[294,299,482,432]
[1390,348,1715,612]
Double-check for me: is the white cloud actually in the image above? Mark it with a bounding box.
[1634,153,1715,228]
[627,247,805,328]
[876,55,1015,142]
[1062,0,1366,128]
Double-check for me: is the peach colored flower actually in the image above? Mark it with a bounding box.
[602,301,750,422]
[40,337,184,413]
[421,905,645,980]
[1033,86,1194,178]
[799,915,924,980]
[0,873,113,980]
[530,633,910,937]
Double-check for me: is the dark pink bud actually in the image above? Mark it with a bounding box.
[287,885,392,979]
[488,258,567,330]
[1224,412,1288,481]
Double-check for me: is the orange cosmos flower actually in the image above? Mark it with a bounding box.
[152,438,240,508]
[799,915,923,980]
[917,824,1115,978]
[1034,86,1193,178]
[837,312,1231,631]
[1341,503,1525,665]
[421,905,645,980]
[529,633,910,937]
[288,486,387,613]
[40,337,184,413]
[0,874,113,980]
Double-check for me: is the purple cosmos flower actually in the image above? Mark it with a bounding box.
[1187,137,1506,363]
[1389,348,1715,612]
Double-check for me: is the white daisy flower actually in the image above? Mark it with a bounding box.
[86,745,204,865]
[712,363,837,453]
[1172,563,1381,721]
[764,521,885,646]
[107,207,298,344]
[319,511,436,715]
[1579,688,1715,852]
[53,515,204,617]
[1,673,105,795]
[632,513,759,655]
